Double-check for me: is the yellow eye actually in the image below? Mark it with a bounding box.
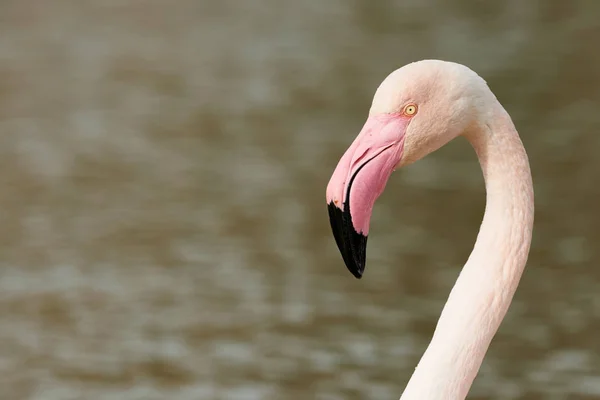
[404,104,418,116]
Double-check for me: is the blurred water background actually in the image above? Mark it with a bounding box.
[1,1,599,399]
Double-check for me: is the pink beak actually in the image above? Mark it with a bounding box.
[326,114,410,278]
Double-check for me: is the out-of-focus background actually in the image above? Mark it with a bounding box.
[1,1,599,399]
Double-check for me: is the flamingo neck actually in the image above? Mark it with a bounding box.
[400,102,534,400]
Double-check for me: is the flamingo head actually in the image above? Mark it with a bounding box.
[326,60,488,278]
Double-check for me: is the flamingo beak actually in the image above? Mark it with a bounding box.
[326,114,410,278]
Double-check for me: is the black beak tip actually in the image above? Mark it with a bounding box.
[327,201,368,279]
[349,263,364,279]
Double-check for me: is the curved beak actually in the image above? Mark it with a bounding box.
[326,114,409,278]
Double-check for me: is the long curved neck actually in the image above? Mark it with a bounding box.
[400,101,534,400]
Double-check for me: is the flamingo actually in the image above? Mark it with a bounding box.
[326,60,534,399]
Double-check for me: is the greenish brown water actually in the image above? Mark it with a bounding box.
[0,1,599,399]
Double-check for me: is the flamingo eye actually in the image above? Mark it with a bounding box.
[403,104,418,116]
